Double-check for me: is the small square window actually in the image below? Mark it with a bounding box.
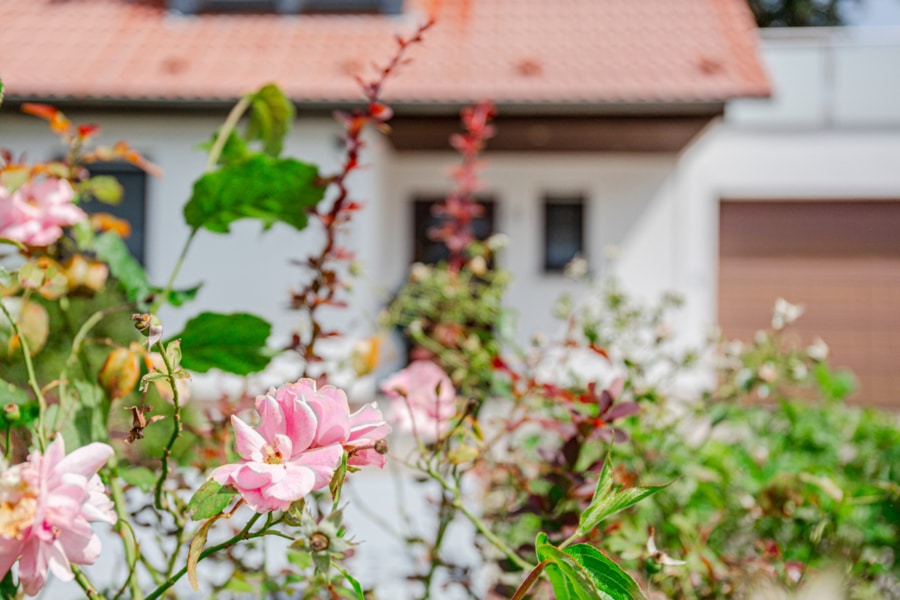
[83,162,148,265]
[412,197,496,265]
[543,196,585,272]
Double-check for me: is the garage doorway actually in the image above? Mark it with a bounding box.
[718,200,900,408]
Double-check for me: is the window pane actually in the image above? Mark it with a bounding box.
[412,197,495,265]
[82,162,147,265]
[544,199,584,272]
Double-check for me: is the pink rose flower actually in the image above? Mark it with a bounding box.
[381,360,457,443]
[0,178,85,247]
[0,437,115,596]
[275,380,391,468]
[211,379,389,513]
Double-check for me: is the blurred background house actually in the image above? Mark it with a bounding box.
[1,0,898,406]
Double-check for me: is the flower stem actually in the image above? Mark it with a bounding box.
[150,228,197,315]
[0,300,47,450]
[510,559,552,600]
[53,304,130,433]
[108,456,146,599]
[71,565,104,600]
[144,512,264,600]
[153,338,183,512]
[424,465,533,571]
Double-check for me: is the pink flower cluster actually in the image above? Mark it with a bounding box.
[381,360,457,443]
[0,178,86,247]
[211,379,390,514]
[0,437,115,596]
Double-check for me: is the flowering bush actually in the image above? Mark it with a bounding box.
[2,23,898,600]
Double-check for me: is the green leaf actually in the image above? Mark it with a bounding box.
[183,154,325,234]
[0,378,38,428]
[61,379,109,446]
[148,283,202,308]
[173,312,274,375]
[92,232,153,308]
[198,129,252,167]
[0,76,4,110]
[535,534,645,600]
[85,175,124,205]
[118,466,157,491]
[334,564,365,600]
[535,533,599,600]
[0,266,10,288]
[246,83,295,157]
[577,451,671,538]
[286,548,313,570]
[329,453,348,508]
[222,575,256,594]
[565,544,645,600]
[188,479,238,520]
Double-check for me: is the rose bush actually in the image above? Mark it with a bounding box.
[2,21,897,600]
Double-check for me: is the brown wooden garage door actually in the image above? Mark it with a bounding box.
[718,200,900,408]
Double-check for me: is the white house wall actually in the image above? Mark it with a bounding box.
[384,152,683,347]
[3,28,899,369]
[0,112,392,342]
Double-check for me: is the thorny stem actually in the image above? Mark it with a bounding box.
[144,512,265,600]
[0,300,47,450]
[71,565,104,600]
[291,20,434,372]
[422,491,455,599]
[153,338,183,513]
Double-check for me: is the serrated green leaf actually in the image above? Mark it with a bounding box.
[118,466,157,491]
[188,479,237,520]
[93,232,153,308]
[183,155,325,234]
[535,533,599,600]
[565,544,645,600]
[86,175,124,205]
[246,83,295,157]
[578,452,671,537]
[172,312,274,375]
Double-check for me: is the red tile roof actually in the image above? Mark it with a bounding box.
[0,0,770,110]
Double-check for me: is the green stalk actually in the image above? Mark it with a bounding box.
[148,93,251,316]
[153,338,183,512]
[0,300,47,450]
[108,456,147,599]
[71,565,104,600]
[425,465,533,571]
[53,304,129,433]
[144,513,264,600]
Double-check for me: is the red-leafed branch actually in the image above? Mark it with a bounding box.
[428,100,496,270]
[288,20,435,373]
